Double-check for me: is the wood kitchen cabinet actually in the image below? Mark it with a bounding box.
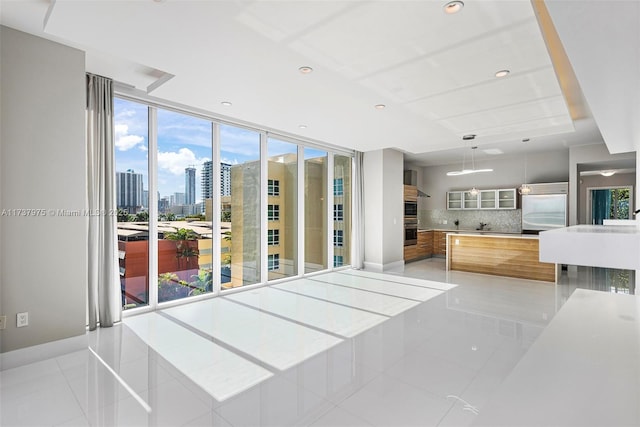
[404,244,418,261]
[404,185,418,202]
[417,230,433,258]
[433,231,447,256]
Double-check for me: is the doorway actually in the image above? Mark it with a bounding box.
[587,186,633,225]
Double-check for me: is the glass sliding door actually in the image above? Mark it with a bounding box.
[156,108,213,303]
[114,98,150,310]
[220,124,261,288]
[267,138,298,280]
[333,155,352,267]
[304,148,328,273]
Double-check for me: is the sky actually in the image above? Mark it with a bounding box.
[114,98,328,203]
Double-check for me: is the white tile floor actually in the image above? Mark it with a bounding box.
[0,260,635,426]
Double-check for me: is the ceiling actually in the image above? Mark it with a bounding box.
[1,0,637,166]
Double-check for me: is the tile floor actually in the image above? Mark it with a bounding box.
[0,260,635,426]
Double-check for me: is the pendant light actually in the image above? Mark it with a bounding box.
[446,141,493,176]
[467,146,485,195]
[519,151,531,195]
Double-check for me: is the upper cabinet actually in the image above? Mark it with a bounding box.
[463,191,479,209]
[447,191,462,210]
[447,188,516,210]
[497,189,516,209]
[404,185,418,202]
[479,190,496,209]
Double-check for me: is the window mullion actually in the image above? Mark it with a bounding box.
[148,106,159,309]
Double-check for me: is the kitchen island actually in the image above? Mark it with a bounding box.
[447,232,558,282]
[539,224,640,270]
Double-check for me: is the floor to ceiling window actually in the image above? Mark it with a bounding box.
[334,155,352,267]
[220,124,261,288]
[304,148,328,273]
[114,98,150,310]
[267,138,298,280]
[114,96,353,309]
[156,108,213,302]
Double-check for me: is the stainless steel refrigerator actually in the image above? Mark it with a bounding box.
[521,182,569,233]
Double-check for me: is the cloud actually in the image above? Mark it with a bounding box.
[157,147,210,176]
[115,123,145,151]
[221,157,240,165]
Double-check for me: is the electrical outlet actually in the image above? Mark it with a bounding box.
[17,312,28,328]
[0,315,6,330]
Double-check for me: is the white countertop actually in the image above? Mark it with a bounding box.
[539,224,640,269]
[474,289,640,426]
[544,224,640,234]
[449,232,539,239]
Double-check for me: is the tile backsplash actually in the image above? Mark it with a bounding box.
[420,209,522,233]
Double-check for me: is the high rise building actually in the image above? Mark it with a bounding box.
[174,192,185,206]
[185,167,196,205]
[202,161,213,201]
[202,161,232,199]
[221,162,231,196]
[116,169,144,213]
[142,190,149,209]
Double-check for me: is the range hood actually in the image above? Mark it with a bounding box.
[404,170,431,197]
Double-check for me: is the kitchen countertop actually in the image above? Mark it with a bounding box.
[539,224,640,269]
[474,289,640,426]
[418,228,521,235]
[450,231,539,239]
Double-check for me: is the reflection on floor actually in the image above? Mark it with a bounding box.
[0,260,635,426]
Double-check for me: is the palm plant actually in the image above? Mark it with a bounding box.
[164,228,199,268]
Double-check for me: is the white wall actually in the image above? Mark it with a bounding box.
[1,27,86,353]
[413,149,570,210]
[363,148,403,270]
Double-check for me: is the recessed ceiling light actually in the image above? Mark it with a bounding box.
[221,101,232,107]
[600,170,616,177]
[298,125,307,129]
[495,69,510,78]
[443,1,464,14]
[374,104,386,109]
[462,134,476,140]
[299,66,313,74]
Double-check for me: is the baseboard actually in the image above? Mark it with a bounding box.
[0,333,88,371]
[383,260,405,271]
[363,260,405,273]
[363,261,384,272]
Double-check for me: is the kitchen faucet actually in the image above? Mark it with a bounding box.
[477,222,488,230]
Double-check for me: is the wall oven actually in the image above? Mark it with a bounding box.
[404,219,418,246]
[404,201,418,218]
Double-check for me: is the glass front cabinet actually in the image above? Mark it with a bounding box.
[447,188,516,210]
[447,191,462,210]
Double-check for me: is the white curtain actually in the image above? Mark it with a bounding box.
[87,73,120,330]
[352,151,365,269]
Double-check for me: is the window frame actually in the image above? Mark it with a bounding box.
[114,93,355,317]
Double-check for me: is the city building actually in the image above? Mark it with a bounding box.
[172,192,185,207]
[115,169,143,213]
[202,161,232,201]
[220,162,231,196]
[201,160,213,201]
[184,166,196,205]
